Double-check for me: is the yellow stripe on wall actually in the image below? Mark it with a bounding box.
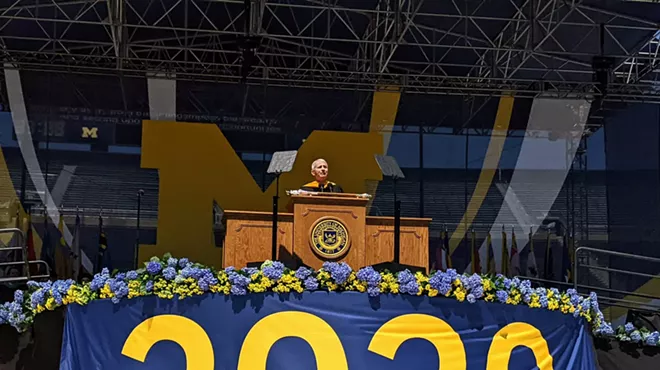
[449,96,514,253]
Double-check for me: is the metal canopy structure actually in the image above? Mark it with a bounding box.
[2,0,660,105]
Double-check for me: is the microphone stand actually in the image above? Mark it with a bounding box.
[271,172,281,261]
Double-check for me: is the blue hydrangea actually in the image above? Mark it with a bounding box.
[178,258,190,268]
[295,267,313,280]
[304,276,319,290]
[227,271,251,289]
[471,286,484,299]
[197,270,218,291]
[429,270,452,296]
[1,301,26,330]
[630,331,642,343]
[126,271,139,281]
[224,266,236,273]
[30,289,46,308]
[115,273,126,281]
[357,267,381,286]
[146,261,162,275]
[397,270,419,295]
[467,294,476,303]
[322,262,352,285]
[13,290,23,304]
[145,281,154,292]
[496,290,509,303]
[589,292,600,311]
[162,267,177,281]
[465,274,482,291]
[107,278,128,303]
[167,257,178,267]
[367,286,380,297]
[262,261,285,280]
[645,331,659,346]
[598,323,614,336]
[230,284,247,295]
[625,322,635,334]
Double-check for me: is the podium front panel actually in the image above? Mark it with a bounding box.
[293,202,366,270]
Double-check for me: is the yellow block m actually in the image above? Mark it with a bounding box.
[81,127,98,138]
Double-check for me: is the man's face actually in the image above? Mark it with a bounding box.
[312,160,328,182]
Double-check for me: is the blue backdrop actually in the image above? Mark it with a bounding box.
[60,292,596,369]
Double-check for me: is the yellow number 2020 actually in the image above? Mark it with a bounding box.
[122,312,554,369]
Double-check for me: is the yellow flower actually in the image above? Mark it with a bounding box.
[482,279,494,291]
[45,297,57,310]
[485,293,495,302]
[100,283,114,299]
[428,288,439,298]
[128,281,142,299]
[453,278,463,288]
[528,295,541,308]
[415,271,429,284]
[548,300,559,310]
[454,288,466,302]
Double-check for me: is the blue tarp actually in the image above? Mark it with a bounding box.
[60,292,596,369]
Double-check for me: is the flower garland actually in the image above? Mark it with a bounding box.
[0,254,656,347]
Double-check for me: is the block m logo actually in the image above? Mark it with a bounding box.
[82,126,98,139]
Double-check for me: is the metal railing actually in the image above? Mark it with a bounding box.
[574,246,660,313]
[0,228,50,284]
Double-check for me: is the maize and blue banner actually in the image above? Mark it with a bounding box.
[60,292,596,370]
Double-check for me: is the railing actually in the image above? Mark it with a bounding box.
[0,228,50,284]
[574,246,660,314]
[515,247,660,317]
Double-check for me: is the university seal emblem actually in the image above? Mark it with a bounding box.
[309,217,350,259]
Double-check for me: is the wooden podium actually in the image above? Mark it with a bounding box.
[223,193,431,271]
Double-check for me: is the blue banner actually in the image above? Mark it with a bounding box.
[60,292,596,369]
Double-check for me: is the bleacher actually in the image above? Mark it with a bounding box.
[0,148,608,236]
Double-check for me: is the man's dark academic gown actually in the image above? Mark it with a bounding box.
[300,180,343,193]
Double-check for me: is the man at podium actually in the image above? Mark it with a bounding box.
[301,158,343,193]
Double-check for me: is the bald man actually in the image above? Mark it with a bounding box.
[301,158,343,193]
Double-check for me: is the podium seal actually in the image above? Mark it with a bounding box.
[310,217,350,259]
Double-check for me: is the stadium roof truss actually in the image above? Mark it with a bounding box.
[1,0,660,103]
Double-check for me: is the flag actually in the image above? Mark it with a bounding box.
[510,228,521,276]
[501,228,509,276]
[543,229,554,281]
[486,233,496,274]
[526,230,539,278]
[40,212,54,276]
[471,229,481,274]
[55,215,72,279]
[96,215,109,273]
[443,229,452,270]
[71,213,82,280]
[25,213,39,276]
[562,233,574,283]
